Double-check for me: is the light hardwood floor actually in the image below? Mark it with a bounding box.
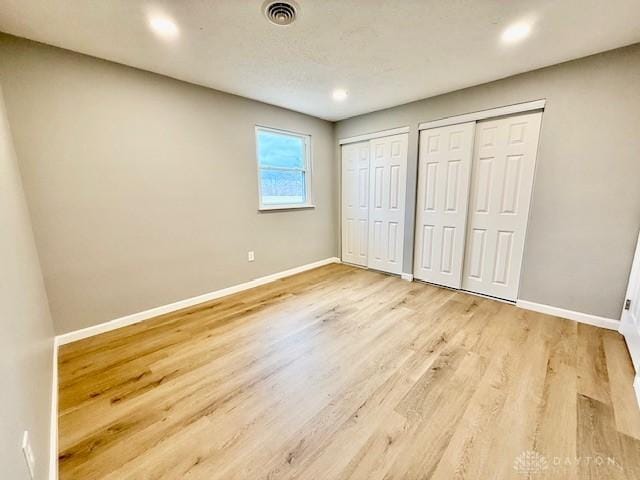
[58,263,640,479]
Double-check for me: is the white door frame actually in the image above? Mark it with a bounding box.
[339,100,547,284]
[413,100,545,302]
[620,231,640,407]
[339,126,410,145]
[418,99,546,131]
[339,129,410,277]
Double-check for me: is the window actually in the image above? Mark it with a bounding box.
[256,126,313,210]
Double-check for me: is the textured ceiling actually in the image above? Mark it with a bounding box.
[1,0,639,121]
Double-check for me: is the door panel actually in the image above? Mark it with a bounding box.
[367,133,408,275]
[462,111,542,300]
[414,122,475,288]
[341,141,369,266]
[621,232,640,375]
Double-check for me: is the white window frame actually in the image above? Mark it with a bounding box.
[255,125,314,211]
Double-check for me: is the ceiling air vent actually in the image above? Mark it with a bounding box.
[263,1,298,26]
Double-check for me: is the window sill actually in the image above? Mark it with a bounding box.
[258,204,316,212]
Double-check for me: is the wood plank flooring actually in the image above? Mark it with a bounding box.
[58,263,640,479]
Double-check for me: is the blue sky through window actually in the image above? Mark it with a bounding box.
[257,129,308,206]
[257,130,304,169]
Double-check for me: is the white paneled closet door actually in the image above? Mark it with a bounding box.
[341,141,370,267]
[414,122,475,288]
[368,133,408,275]
[462,111,543,301]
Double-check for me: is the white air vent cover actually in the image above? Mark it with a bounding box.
[263,1,298,26]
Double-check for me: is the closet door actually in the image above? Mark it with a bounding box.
[414,122,475,288]
[462,111,542,301]
[341,141,370,266]
[368,133,408,275]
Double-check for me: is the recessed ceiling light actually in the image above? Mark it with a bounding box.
[501,22,531,44]
[149,16,179,39]
[332,89,348,101]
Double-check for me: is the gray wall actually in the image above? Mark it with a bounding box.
[0,34,338,334]
[0,84,55,479]
[335,44,640,320]
[2,32,638,333]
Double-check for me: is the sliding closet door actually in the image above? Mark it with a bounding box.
[341,141,370,266]
[414,122,475,288]
[462,111,542,301]
[368,133,408,275]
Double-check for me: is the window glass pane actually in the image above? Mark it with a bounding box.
[260,169,306,205]
[257,130,305,169]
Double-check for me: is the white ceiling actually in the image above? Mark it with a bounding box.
[1,0,639,121]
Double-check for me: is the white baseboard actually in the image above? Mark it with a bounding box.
[49,337,59,480]
[516,300,619,330]
[620,312,640,373]
[401,273,413,282]
[56,257,341,346]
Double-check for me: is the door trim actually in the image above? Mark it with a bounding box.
[418,99,546,131]
[620,231,640,380]
[339,126,410,145]
[621,231,640,321]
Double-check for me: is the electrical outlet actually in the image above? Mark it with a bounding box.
[248,251,255,262]
[22,431,35,479]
